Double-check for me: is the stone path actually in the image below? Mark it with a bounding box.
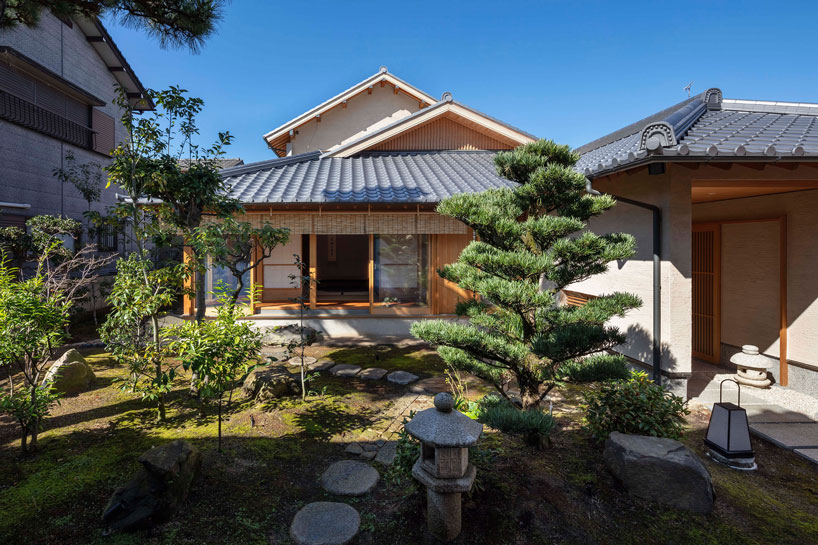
[689,362,818,465]
[320,460,379,496]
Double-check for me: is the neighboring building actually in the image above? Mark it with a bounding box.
[192,67,536,334]
[0,11,152,249]
[575,88,818,396]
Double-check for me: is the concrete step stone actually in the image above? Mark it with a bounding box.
[330,364,361,377]
[387,370,419,385]
[289,502,360,545]
[750,423,818,449]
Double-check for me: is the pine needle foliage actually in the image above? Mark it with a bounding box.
[411,140,641,410]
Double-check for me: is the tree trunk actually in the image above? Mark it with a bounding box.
[194,267,206,323]
[20,427,28,454]
[217,395,223,453]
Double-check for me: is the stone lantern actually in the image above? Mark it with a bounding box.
[730,345,772,388]
[404,393,482,542]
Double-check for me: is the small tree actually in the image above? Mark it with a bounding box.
[100,254,181,420]
[167,285,263,451]
[411,140,640,410]
[53,151,104,223]
[289,254,315,402]
[193,217,290,305]
[0,261,69,453]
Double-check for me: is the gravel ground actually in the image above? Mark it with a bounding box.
[692,365,818,419]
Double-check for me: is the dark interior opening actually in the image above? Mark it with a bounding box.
[316,234,369,299]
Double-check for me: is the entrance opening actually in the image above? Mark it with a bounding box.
[316,235,369,302]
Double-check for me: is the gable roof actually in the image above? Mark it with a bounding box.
[577,88,818,177]
[263,67,438,154]
[220,150,515,204]
[323,94,537,158]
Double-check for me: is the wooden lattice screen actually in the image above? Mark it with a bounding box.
[692,224,721,362]
[212,212,469,235]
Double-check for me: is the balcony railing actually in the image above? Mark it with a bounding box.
[0,89,93,149]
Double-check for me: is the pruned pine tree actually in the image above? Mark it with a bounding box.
[411,140,641,411]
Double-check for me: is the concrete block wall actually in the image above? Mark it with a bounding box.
[0,13,129,223]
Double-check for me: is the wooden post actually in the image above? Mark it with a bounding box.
[779,215,788,386]
[309,233,317,310]
[248,236,258,315]
[183,245,195,315]
[369,233,374,313]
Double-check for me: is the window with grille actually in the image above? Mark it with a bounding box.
[95,222,118,252]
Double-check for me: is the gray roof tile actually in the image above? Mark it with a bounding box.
[220,150,515,204]
[577,91,818,176]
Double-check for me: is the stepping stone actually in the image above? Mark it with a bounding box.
[289,356,317,366]
[359,367,388,380]
[750,423,818,449]
[794,448,818,465]
[330,364,361,377]
[374,441,398,465]
[408,376,450,395]
[361,443,378,452]
[360,450,376,461]
[320,460,379,496]
[744,405,815,423]
[290,502,360,545]
[312,360,337,372]
[387,370,419,385]
[344,443,363,455]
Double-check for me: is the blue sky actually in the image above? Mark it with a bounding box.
[105,0,818,163]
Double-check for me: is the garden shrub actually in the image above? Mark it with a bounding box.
[558,354,630,383]
[582,370,689,440]
[386,411,421,485]
[475,394,555,448]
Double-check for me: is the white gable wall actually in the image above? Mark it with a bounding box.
[289,84,421,155]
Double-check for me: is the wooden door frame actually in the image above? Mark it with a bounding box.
[693,216,788,385]
[692,223,722,363]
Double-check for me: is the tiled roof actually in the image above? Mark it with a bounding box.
[221,150,515,204]
[178,158,245,170]
[577,89,818,177]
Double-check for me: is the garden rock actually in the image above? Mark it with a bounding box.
[359,367,388,380]
[374,441,398,465]
[603,431,714,514]
[242,366,301,400]
[261,324,319,347]
[102,440,201,531]
[290,502,360,545]
[260,346,289,362]
[330,364,361,377]
[320,460,379,496]
[312,360,337,372]
[42,348,95,395]
[344,443,364,455]
[387,370,419,385]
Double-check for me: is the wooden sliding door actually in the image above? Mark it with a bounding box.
[692,223,721,362]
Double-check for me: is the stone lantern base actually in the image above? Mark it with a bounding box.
[412,460,476,541]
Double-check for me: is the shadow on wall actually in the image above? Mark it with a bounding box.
[618,323,678,375]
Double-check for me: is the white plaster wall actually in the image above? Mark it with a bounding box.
[720,222,780,355]
[289,85,420,155]
[0,13,130,222]
[570,166,692,376]
[693,189,818,368]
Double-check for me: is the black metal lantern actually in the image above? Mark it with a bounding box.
[704,379,756,470]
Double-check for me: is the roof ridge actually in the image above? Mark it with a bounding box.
[219,151,321,177]
[575,91,711,155]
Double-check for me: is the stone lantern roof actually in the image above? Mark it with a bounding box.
[405,393,483,448]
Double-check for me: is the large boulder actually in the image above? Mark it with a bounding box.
[260,324,320,347]
[242,366,302,401]
[102,440,201,531]
[603,431,714,514]
[42,348,95,395]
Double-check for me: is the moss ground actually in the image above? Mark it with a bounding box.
[0,346,815,544]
